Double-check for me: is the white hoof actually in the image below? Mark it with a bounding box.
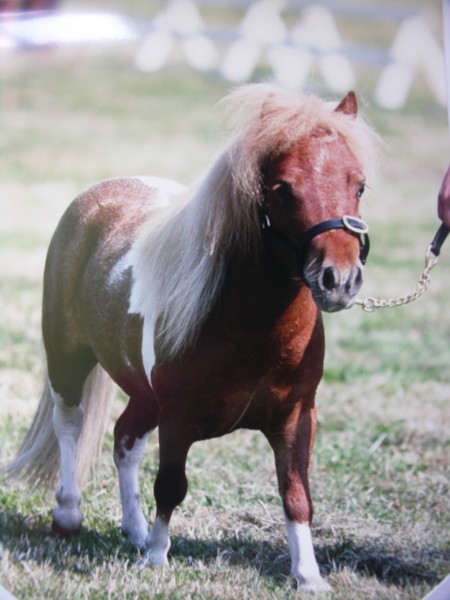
[140,548,169,568]
[52,506,83,535]
[142,516,170,567]
[121,512,148,549]
[292,573,331,594]
[122,526,148,549]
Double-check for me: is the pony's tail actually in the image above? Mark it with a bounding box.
[3,365,115,489]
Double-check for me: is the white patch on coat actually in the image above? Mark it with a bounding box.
[107,176,187,383]
[107,252,134,288]
[106,176,186,288]
[135,176,186,200]
[140,324,156,385]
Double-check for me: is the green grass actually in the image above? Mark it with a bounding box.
[1,3,450,597]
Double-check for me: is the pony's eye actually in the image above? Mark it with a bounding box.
[357,182,365,199]
[273,181,296,206]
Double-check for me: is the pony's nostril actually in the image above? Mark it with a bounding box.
[345,267,363,293]
[346,267,363,292]
[322,267,337,291]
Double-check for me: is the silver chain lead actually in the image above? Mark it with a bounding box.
[355,246,440,312]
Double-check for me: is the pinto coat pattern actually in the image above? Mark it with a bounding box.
[4,84,380,592]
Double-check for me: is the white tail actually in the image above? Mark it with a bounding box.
[4,364,115,488]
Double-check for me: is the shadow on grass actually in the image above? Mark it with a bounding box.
[316,540,447,587]
[171,535,446,588]
[0,508,447,589]
[0,507,134,571]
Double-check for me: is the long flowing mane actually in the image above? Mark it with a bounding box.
[129,84,380,360]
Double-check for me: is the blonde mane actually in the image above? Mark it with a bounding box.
[131,84,381,360]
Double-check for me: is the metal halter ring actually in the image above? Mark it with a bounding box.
[342,215,369,235]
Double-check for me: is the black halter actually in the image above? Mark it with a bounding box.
[260,209,370,269]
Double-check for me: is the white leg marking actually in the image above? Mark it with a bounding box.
[52,392,84,532]
[284,515,331,592]
[143,516,171,567]
[114,432,151,548]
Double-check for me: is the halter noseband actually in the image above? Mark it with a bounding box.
[260,210,370,269]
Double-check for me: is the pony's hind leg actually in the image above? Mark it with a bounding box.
[47,348,98,536]
[51,389,84,535]
[114,395,159,549]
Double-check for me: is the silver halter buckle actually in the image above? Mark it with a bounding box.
[342,215,369,235]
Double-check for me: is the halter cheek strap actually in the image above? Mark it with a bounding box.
[260,211,370,268]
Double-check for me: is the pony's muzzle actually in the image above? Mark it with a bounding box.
[313,262,363,312]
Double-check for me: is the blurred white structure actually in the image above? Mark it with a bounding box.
[1,1,445,110]
[135,0,218,72]
[221,0,288,82]
[286,5,355,92]
[0,12,135,48]
[134,0,444,109]
[376,15,446,109]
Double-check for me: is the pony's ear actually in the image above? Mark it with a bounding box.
[335,91,358,118]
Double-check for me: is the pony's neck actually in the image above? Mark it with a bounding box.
[214,239,310,332]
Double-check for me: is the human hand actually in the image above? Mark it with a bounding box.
[438,165,450,228]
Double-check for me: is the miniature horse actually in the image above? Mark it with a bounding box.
[6,85,378,592]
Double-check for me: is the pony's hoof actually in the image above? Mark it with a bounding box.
[139,549,169,568]
[52,507,83,537]
[292,574,331,594]
[121,527,148,550]
[51,520,82,538]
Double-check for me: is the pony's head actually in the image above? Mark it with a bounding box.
[136,85,381,360]
[223,85,380,312]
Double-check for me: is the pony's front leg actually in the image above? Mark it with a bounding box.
[143,421,190,567]
[268,405,330,593]
[52,393,84,535]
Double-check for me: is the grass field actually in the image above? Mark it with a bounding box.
[1,2,449,598]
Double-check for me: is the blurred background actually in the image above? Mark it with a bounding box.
[0,1,447,199]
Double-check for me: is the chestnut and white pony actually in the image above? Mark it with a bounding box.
[5,84,379,592]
